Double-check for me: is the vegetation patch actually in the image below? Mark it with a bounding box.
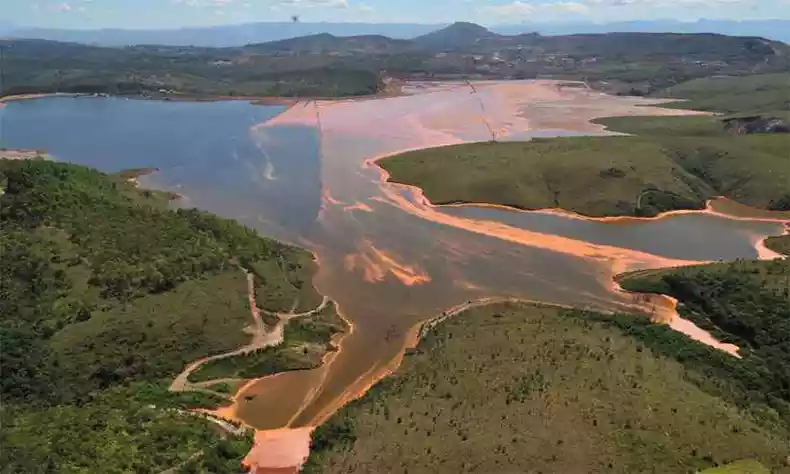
[699,460,772,474]
[188,305,346,383]
[653,73,790,117]
[0,382,252,474]
[0,159,329,472]
[304,302,790,474]
[617,258,790,425]
[380,72,790,219]
[765,234,790,256]
[380,114,789,218]
[2,39,383,98]
[251,256,322,313]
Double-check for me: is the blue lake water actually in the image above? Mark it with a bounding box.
[0,97,320,242]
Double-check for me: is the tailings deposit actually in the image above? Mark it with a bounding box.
[2,81,787,471]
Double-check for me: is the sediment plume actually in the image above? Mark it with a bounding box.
[344,239,431,286]
[229,80,787,472]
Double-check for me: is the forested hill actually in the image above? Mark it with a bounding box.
[619,259,790,425]
[0,39,384,98]
[0,159,330,472]
[3,24,789,99]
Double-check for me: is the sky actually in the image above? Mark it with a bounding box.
[2,0,789,29]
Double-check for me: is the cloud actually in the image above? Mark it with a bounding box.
[41,0,93,6]
[273,0,349,8]
[46,2,73,11]
[553,1,591,12]
[588,0,752,6]
[479,1,590,17]
[477,0,759,19]
[480,0,534,16]
[172,0,237,7]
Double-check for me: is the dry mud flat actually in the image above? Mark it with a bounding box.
[202,81,790,472]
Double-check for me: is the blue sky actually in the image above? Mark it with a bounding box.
[2,0,789,29]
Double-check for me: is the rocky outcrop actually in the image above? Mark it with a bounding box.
[722,115,790,134]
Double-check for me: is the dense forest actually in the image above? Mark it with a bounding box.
[0,160,325,472]
[618,259,790,425]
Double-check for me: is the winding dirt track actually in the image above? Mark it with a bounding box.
[169,268,330,395]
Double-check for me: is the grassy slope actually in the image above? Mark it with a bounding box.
[381,132,790,217]
[700,460,772,474]
[51,271,252,392]
[252,256,323,313]
[655,73,790,117]
[618,259,790,423]
[379,73,790,219]
[381,137,707,217]
[0,160,333,473]
[766,234,790,255]
[189,304,345,383]
[304,303,790,474]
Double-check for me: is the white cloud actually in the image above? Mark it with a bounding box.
[553,1,590,12]
[172,0,237,7]
[587,0,752,6]
[47,2,73,11]
[479,1,534,16]
[477,0,761,21]
[273,0,349,8]
[479,1,590,18]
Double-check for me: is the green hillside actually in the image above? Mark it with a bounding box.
[304,302,790,473]
[618,258,790,424]
[0,160,336,473]
[656,73,790,117]
[188,304,346,383]
[379,73,790,237]
[380,132,790,218]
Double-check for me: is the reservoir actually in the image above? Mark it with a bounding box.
[2,82,786,434]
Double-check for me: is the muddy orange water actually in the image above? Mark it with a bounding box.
[3,81,787,471]
[232,80,785,431]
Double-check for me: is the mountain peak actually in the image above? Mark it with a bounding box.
[448,22,491,32]
[414,21,496,48]
[436,22,493,38]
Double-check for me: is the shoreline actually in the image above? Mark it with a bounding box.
[371,150,790,226]
[0,83,405,107]
[0,92,87,103]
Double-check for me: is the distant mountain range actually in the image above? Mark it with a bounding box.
[5,21,788,100]
[498,20,790,43]
[3,19,789,47]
